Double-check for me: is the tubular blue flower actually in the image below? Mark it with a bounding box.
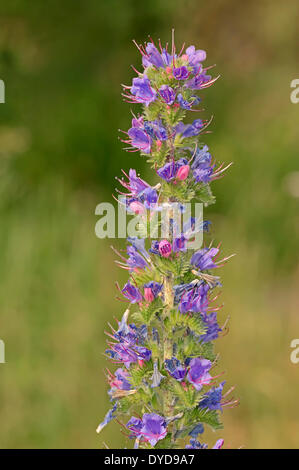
[191,144,215,183]
[141,413,167,446]
[172,235,187,253]
[142,43,172,68]
[139,187,158,208]
[121,282,143,303]
[173,66,190,80]
[127,237,149,261]
[178,282,210,314]
[96,403,117,433]
[157,161,176,182]
[164,357,187,382]
[185,45,206,73]
[149,240,160,255]
[127,413,167,446]
[186,72,212,90]
[143,281,162,302]
[200,312,222,343]
[185,438,208,449]
[157,158,189,182]
[187,358,212,391]
[200,381,225,411]
[189,423,204,438]
[126,245,148,271]
[127,127,152,154]
[144,120,168,141]
[177,93,200,110]
[126,416,143,439]
[108,368,132,398]
[176,119,204,138]
[191,247,219,270]
[131,76,157,106]
[159,85,176,105]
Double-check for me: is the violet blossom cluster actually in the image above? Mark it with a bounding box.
[97,33,237,449]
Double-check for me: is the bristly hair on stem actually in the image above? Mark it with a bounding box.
[96,29,236,450]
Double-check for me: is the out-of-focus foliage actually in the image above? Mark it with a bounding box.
[0,0,298,448]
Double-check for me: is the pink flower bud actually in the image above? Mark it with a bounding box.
[176,164,190,181]
[144,287,154,303]
[129,201,146,214]
[158,239,172,258]
[156,140,162,150]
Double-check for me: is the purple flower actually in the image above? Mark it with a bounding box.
[122,282,143,303]
[108,368,132,398]
[189,423,204,438]
[178,282,210,314]
[213,439,224,449]
[187,358,212,391]
[127,237,149,261]
[143,281,162,301]
[173,66,190,80]
[172,235,186,253]
[131,76,157,106]
[139,187,158,208]
[157,161,176,182]
[200,381,225,411]
[126,245,148,270]
[191,145,215,183]
[157,158,188,182]
[126,416,143,439]
[144,120,168,141]
[176,119,203,138]
[186,72,212,90]
[118,168,149,196]
[177,93,200,110]
[190,247,219,270]
[127,413,167,446]
[164,357,187,381]
[141,413,167,446]
[142,43,172,68]
[149,240,160,254]
[185,438,208,449]
[185,45,206,73]
[96,403,117,433]
[159,85,176,105]
[200,312,221,343]
[127,127,152,154]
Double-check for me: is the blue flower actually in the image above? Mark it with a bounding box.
[177,93,200,110]
[96,403,117,433]
[200,381,225,411]
[131,76,157,106]
[159,85,176,105]
[142,43,172,68]
[200,312,222,343]
[190,247,219,270]
[164,357,187,381]
[122,282,143,303]
[173,66,190,80]
[176,119,203,138]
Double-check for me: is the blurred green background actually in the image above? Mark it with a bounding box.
[0,0,298,448]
